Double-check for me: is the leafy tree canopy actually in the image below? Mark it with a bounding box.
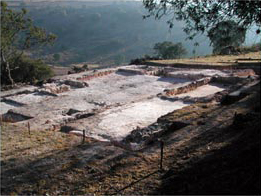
[1,1,56,86]
[208,20,246,54]
[8,55,54,84]
[143,0,261,39]
[153,41,187,59]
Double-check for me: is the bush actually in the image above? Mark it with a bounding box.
[153,42,187,59]
[129,55,161,65]
[4,56,54,85]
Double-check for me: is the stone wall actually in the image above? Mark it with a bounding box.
[41,83,71,94]
[76,70,114,81]
[232,69,256,77]
[63,80,89,88]
[163,77,212,97]
[145,68,167,76]
[117,68,146,75]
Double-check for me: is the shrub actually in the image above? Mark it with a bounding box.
[129,55,161,65]
[10,56,54,84]
[153,42,187,59]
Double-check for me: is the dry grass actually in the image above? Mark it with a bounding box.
[1,88,260,195]
[1,123,81,163]
[148,51,261,65]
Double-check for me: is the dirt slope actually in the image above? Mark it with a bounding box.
[1,80,260,195]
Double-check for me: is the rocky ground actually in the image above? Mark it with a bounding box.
[1,53,260,195]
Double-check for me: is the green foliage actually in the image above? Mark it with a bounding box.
[72,66,85,73]
[143,0,261,39]
[153,41,187,59]
[130,55,161,65]
[25,2,212,65]
[1,2,56,56]
[0,1,56,86]
[53,53,60,61]
[208,21,246,54]
[82,64,89,70]
[1,55,53,84]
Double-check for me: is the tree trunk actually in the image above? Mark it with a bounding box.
[1,51,15,87]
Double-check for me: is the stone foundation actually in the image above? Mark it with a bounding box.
[163,77,212,97]
[41,83,71,94]
[232,69,256,77]
[76,70,114,81]
[63,80,89,88]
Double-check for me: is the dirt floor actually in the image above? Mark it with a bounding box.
[1,52,260,195]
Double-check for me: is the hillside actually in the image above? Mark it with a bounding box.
[7,1,212,66]
[1,52,260,195]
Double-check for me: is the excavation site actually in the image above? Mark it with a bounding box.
[1,0,261,194]
[1,62,259,143]
[1,55,260,195]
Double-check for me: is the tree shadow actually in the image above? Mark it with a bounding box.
[150,110,260,195]
[1,140,117,195]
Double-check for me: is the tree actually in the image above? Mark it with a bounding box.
[153,41,187,59]
[11,55,53,84]
[1,1,56,86]
[53,53,60,61]
[143,0,261,39]
[82,64,89,70]
[208,20,246,54]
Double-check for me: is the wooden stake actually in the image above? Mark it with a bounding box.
[28,122,31,135]
[82,129,85,143]
[160,140,164,170]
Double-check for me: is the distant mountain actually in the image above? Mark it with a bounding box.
[7,1,212,66]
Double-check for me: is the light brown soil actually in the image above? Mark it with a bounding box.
[1,82,260,195]
[149,51,261,65]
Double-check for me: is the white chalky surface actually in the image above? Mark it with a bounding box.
[0,66,230,139]
[6,92,51,105]
[0,102,18,115]
[93,98,189,141]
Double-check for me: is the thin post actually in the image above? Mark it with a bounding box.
[159,140,164,170]
[28,122,31,135]
[82,129,85,143]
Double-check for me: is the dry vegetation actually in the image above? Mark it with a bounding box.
[1,82,260,195]
[148,51,261,65]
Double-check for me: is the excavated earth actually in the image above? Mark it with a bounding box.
[1,58,260,195]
